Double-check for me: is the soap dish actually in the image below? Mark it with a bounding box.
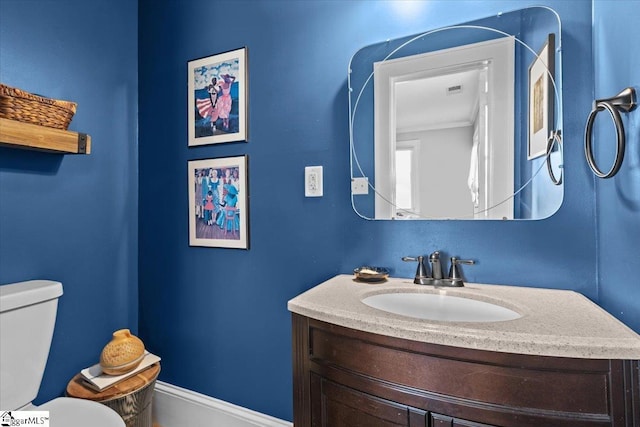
[354,266,390,283]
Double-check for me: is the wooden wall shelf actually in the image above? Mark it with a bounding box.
[0,117,91,154]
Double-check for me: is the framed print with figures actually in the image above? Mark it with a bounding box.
[188,155,249,249]
[188,47,248,146]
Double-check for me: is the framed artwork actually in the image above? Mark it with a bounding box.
[188,155,249,249]
[188,47,248,146]
[528,34,555,160]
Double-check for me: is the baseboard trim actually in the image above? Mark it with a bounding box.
[152,381,292,427]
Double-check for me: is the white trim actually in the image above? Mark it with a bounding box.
[152,381,292,427]
[374,36,514,219]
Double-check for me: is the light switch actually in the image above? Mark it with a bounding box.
[305,166,323,197]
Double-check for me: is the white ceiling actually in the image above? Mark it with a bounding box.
[395,68,481,133]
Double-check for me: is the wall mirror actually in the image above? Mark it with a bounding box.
[349,6,564,220]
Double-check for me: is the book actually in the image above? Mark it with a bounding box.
[80,352,161,391]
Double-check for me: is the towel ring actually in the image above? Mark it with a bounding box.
[546,130,562,185]
[584,87,636,179]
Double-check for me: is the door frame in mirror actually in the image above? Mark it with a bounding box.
[373,36,515,219]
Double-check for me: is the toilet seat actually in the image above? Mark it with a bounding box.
[38,397,124,427]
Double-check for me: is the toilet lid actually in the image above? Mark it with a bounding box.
[39,397,124,427]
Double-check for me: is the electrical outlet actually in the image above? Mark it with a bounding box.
[351,177,369,195]
[305,166,323,197]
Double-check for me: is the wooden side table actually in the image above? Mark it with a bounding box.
[67,363,160,427]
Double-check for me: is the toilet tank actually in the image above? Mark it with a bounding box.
[0,280,63,410]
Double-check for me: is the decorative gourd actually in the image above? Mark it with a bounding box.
[99,329,145,375]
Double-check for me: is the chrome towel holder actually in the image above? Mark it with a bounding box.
[584,87,637,178]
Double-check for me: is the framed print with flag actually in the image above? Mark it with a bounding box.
[188,47,248,146]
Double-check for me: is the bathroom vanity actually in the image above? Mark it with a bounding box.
[288,275,640,427]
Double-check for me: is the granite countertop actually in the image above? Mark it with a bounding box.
[287,274,640,359]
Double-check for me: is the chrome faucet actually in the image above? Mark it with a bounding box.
[401,255,432,285]
[447,257,475,287]
[404,251,475,287]
[429,251,443,280]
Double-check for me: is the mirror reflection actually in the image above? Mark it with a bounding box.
[349,6,563,220]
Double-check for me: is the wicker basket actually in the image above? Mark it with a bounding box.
[0,83,77,130]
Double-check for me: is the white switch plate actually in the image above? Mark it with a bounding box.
[305,166,323,197]
[351,177,369,195]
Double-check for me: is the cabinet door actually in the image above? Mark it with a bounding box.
[431,413,497,427]
[311,374,427,427]
[453,418,496,427]
[430,413,454,427]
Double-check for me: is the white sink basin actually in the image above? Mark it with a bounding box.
[362,292,521,322]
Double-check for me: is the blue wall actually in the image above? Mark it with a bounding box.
[0,0,138,404]
[1,0,637,424]
[593,0,640,333]
[138,0,599,422]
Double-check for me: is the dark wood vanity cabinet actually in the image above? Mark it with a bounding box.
[292,314,640,427]
[311,374,427,426]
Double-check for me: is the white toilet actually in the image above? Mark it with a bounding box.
[0,280,125,427]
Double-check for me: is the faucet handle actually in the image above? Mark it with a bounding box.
[402,256,432,285]
[447,257,475,287]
